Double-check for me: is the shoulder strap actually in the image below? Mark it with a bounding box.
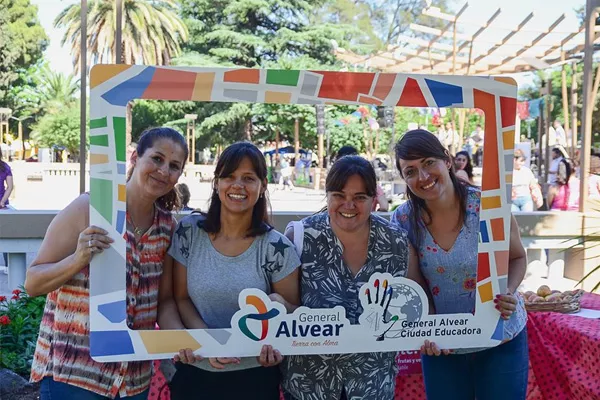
[285,221,304,258]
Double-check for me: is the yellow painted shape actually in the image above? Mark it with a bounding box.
[505,173,513,184]
[265,91,292,104]
[503,130,515,150]
[494,77,517,86]
[478,281,494,303]
[191,73,215,101]
[90,65,132,88]
[481,196,502,210]
[118,184,126,202]
[90,154,109,165]
[139,330,202,354]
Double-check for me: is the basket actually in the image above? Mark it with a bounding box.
[523,289,584,314]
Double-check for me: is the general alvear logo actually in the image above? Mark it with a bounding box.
[238,295,345,341]
[238,295,280,341]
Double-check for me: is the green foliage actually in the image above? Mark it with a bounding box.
[32,105,88,158]
[0,0,48,100]
[55,0,188,71]
[0,288,46,377]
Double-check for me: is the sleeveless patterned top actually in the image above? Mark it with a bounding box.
[30,204,176,398]
[282,212,410,400]
[391,187,527,352]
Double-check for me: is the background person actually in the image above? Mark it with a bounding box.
[25,127,188,399]
[0,146,14,210]
[282,155,430,400]
[511,149,542,211]
[168,142,300,400]
[547,158,579,211]
[175,183,193,211]
[391,129,529,400]
[453,151,475,185]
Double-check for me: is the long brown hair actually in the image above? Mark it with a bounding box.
[395,129,474,249]
[203,142,272,237]
[126,127,188,211]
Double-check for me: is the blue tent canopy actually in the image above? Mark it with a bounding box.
[263,146,310,157]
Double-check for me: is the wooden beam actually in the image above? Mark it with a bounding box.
[561,51,571,158]
[579,0,596,212]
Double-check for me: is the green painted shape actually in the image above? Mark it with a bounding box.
[266,70,300,86]
[113,117,126,162]
[90,135,109,147]
[90,117,108,129]
[90,178,113,223]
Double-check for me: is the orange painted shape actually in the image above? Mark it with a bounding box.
[315,71,376,102]
[224,69,260,84]
[192,73,215,101]
[397,78,428,107]
[494,250,510,277]
[500,97,517,128]
[494,77,517,86]
[90,65,131,88]
[265,91,292,104]
[503,130,515,150]
[90,154,109,165]
[118,184,126,202]
[142,68,196,101]
[478,281,494,303]
[357,94,382,105]
[490,218,505,241]
[482,196,502,210]
[372,73,397,101]
[474,89,500,191]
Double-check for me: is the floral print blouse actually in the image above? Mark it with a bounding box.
[391,187,527,351]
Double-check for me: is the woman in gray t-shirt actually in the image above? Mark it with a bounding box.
[168,142,300,400]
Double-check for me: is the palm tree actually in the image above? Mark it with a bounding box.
[55,0,188,71]
[55,0,189,146]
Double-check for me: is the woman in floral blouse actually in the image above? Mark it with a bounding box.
[391,129,529,400]
[282,155,430,400]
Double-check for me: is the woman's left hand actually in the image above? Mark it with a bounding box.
[495,293,518,320]
[257,344,283,367]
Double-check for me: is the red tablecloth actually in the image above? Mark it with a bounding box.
[148,293,600,400]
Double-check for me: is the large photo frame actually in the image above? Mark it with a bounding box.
[89,65,517,362]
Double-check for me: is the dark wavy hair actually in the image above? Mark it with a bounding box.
[203,142,272,237]
[395,129,474,249]
[327,155,377,197]
[176,183,191,208]
[126,127,188,211]
[455,151,474,181]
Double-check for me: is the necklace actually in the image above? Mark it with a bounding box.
[128,213,148,236]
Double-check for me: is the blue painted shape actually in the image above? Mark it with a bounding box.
[116,210,126,234]
[90,330,134,357]
[117,163,126,175]
[98,300,126,323]
[479,220,490,243]
[424,79,463,107]
[101,67,156,106]
[491,317,504,341]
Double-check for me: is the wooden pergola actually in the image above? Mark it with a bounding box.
[336,1,600,212]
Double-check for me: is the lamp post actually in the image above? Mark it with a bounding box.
[9,116,33,160]
[185,114,198,164]
[0,108,12,146]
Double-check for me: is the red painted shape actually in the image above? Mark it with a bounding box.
[315,71,376,102]
[397,78,428,107]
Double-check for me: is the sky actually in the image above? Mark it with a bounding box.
[32,0,586,89]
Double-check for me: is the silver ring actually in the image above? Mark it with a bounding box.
[89,240,93,248]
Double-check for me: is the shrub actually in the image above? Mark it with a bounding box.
[0,288,46,377]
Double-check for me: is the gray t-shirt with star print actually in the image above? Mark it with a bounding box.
[168,214,299,371]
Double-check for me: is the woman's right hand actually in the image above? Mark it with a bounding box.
[420,340,452,356]
[73,226,113,268]
[174,348,203,364]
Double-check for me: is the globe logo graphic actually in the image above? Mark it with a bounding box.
[382,282,424,338]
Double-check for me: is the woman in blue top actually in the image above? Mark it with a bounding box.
[391,129,529,400]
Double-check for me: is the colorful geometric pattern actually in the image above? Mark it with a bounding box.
[89,65,517,361]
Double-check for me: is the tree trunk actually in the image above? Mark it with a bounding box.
[245,119,252,141]
[294,118,300,163]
